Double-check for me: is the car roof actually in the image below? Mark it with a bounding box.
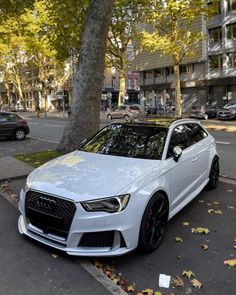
[109,118,201,129]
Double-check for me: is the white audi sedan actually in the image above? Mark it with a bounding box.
[18,119,219,256]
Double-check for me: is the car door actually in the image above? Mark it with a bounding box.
[166,124,199,214]
[1,113,17,137]
[185,123,211,186]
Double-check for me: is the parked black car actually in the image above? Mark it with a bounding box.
[189,105,219,120]
[0,112,30,140]
[217,103,236,120]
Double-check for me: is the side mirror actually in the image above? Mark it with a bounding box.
[173,146,182,162]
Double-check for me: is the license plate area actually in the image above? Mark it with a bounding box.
[27,207,67,237]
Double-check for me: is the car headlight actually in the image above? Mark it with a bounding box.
[81,194,130,213]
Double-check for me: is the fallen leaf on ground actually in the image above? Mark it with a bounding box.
[142,289,154,295]
[185,287,192,294]
[214,210,223,214]
[171,276,184,287]
[154,292,162,295]
[127,284,135,292]
[51,254,58,259]
[112,278,120,284]
[191,279,202,289]
[182,222,190,226]
[191,227,209,234]
[175,237,183,242]
[228,206,235,209]
[198,200,204,203]
[233,246,236,249]
[213,201,220,205]
[208,209,214,214]
[201,244,209,250]
[176,255,182,260]
[227,189,233,192]
[234,239,236,242]
[182,271,195,280]
[207,203,211,206]
[224,259,236,268]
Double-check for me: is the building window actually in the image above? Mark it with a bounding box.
[154,69,164,77]
[111,76,116,88]
[209,54,223,70]
[144,71,153,79]
[180,65,191,74]
[227,23,236,39]
[127,79,132,89]
[227,52,236,67]
[166,67,173,76]
[209,27,222,43]
[227,0,236,11]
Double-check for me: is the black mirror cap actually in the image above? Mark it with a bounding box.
[173,146,182,162]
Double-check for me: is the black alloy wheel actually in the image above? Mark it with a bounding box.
[207,157,219,190]
[138,193,168,253]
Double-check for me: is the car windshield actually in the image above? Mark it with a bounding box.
[80,124,168,160]
[223,103,236,109]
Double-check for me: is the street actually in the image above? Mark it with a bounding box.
[22,113,236,180]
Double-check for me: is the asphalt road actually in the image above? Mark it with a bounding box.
[23,115,236,179]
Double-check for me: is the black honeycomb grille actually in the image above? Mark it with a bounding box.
[79,231,115,247]
[25,190,76,238]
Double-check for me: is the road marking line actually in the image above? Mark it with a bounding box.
[215,141,231,145]
[28,136,59,144]
[44,124,62,128]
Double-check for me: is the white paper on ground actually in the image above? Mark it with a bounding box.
[159,274,171,288]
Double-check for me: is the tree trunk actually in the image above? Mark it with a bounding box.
[173,61,182,118]
[57,0,114,152]
[118,68,126,107]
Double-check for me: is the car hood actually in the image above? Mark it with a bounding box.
[26,151,160,202]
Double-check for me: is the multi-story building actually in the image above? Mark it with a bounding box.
[132,0,236,111]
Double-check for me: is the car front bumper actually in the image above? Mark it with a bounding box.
[18,189,140,257]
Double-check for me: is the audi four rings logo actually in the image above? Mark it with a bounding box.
[36,196,57,211]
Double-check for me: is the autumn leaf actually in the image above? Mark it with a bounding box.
[142,288,154,295]
[200,244,209,250]
[127,284,135,292]
[191,227,209,234]
[171,276,184,287]
[234,239,236,242]
[51,254,58,259]
[198,200,204,203]
[233,246,236,249]
[182,222,190,226]
[226,189,233,192]
[213,201,220,205]
[154,292,162,295]
[207,203,211,206]
[214,210,223,214]
[112,278,120,284]
[176,255,182,260]
[208,209,214,214]
[227,205,235,209]
[175,237,183,242]
[224,259,236,268]
[182,270,195,279]
[191,279,202,289]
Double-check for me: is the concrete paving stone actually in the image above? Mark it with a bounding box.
[0,156,34,180]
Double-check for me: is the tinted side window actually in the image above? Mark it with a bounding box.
[2,113,18,121]
[185,123,208,145]
[167,125,189,158]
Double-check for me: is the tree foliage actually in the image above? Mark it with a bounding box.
[139,0,219,116]
[107,0,143,106]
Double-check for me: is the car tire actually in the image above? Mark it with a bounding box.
[138,193,168,253]
[15,128,26,140]
[207,157,219,190]
[124,114,129,119]
[107,114,112,120]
